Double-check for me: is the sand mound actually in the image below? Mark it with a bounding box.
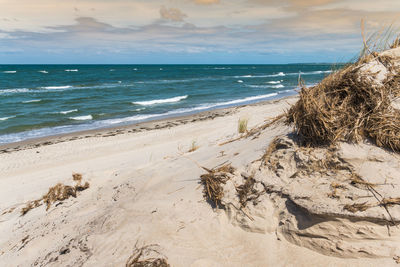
[200,46,400,261]
[286,46,400,152]
[210,135,400,258]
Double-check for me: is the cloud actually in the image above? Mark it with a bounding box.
[160,6,187,22]
[194,0,220,5]
[1,0,400,63]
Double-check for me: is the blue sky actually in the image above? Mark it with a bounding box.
[0,0,399,64]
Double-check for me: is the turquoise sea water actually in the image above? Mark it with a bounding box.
[0,64,335,144]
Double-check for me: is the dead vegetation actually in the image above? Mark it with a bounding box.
[286,31,400,152]
[219,114,285,146]
[236,174,262,208]
[200,163,235,208]
[188,140,199,153]
[21,173,89,216]
[125,244,169,267]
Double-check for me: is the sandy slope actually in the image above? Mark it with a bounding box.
[0,97,397,266]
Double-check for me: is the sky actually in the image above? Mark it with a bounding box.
[0,0,400,64]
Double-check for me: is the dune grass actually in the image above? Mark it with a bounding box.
[238,118,248,134]
[21,173,89,216]
[188,140,199,153]
[286,34,400,152]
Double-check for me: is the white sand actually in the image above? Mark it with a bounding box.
[0,97,397,266]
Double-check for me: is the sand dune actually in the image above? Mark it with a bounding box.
[0,94,397,266]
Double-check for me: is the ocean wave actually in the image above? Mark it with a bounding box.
[42,86,72,90]
[286,70,333,76]
[102,93,279,125]
[237,80,244,83]
[22,99,41,103]
[65,69,78,72]
[0,116,15,121]
[246,84,284,89]
[70,115,93,121]
[3,71,17,74]
[0,92,284,144]
[0,88,30,95]
[60,109,78,114]
[267,80,282,84]
[38,70,48,74]
[133,95,188,106]
[235,72,285,78]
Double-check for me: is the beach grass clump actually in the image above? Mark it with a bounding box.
[286,38,400,152]
[236,175,261,208]
[238,118,248,134]
[21,173,89,215]
[188,140,199,153]
[200,163,235,208]
[125,244,169,267]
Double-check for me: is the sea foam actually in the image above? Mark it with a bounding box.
[60,109,78,114]
[42,86,72,90]
[22,99,41,103]
[3,71,17,74]
[0,116,15,121]
[133,95,188,106]
[70,115,93,120]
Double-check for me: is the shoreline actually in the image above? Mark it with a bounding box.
[0,95,297,153]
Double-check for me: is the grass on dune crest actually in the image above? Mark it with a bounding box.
[286,28,400,152]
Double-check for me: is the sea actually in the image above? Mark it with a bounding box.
[0,64,335,144]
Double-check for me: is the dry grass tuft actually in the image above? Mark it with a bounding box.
[21,200,41,216]
[236,174,262,208]
[286,37,400,152]
[200,163,235,208]
[126,244,169,267]
[188,140,199,153]
[21,173,89,215]
[380,198,400,206]
[238,118,248,134]
[343,202,371,213]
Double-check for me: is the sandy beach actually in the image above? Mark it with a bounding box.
[1,95,398,266]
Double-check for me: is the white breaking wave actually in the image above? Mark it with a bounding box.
[267,81,281,84]
[133,95,188,106]
[246,84,284,89]
[60,109,78,114]
[65,69,78,72]
[235,72,285,78]
[212,67,232,70]
[286,70,333,76]
[70,115,93,121]
[0,116,15,121]
[0,88,30,95]
[39,70,48,74]
[3,71,16,74]
[237,80,244,83]
[22,99,41,103]
[217,93,278,106]
[42,85,72,90]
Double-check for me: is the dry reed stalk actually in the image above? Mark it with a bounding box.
[125,244,169,267]
[344,202,371,213]
[236,175,262,207]
[200,163,235,208]
[21,174,90,215]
